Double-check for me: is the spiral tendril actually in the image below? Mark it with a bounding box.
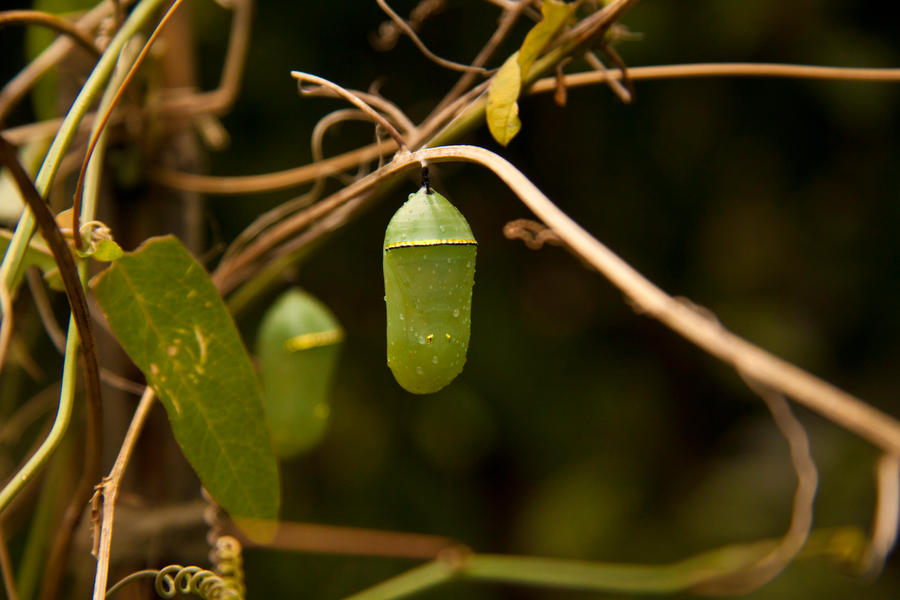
[106,530,244,599]
[213,535,245,597]
[153,564,243,600]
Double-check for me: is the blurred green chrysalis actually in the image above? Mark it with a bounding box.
[256,288,343,458]
[383,184,476,394]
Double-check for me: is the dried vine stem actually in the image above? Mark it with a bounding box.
[862,454,900,574]
[527,62,900,92]
[694,379,818,595]
[0,284,12,373]
[428,0,527,116]
[0,10,101,57]
[92,386,157,600]
[154,0,253,118]
[274,145,900,456]
[148,61,900,197]
[72,0,186,249]
[291,71,409,151]
[0,525,17,600]
[375,0,488,74]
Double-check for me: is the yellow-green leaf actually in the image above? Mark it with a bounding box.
[90,235,279,541]
[517,0,577,77]
[92,239,124,262]
[486,1,576,146]
[487,52,523,146]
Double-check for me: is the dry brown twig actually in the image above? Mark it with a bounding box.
[91,386,156,600]
[0,525,18,600]
[428,0,529,116]
[862,454,900,575]
[0,284,12,374]
[0,2,115,125]
[291,71,410,151]
[234,144,900,457]
[0,10,101,57]
[375,0,488,74]
[503,218,563,249]
[371,0,445,51]
[695,377,818,594]
[146,62,900,197]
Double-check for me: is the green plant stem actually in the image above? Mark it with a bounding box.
[343,528,865,600]
[464,553,729,593]
[37,35,138,599]
[14,435,69,600]
[342,560,459,600]
[0,312,77,512]
[0,0,169,515]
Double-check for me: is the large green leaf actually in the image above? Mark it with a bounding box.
[90,235,279,540]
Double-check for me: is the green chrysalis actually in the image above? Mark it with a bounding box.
[383,186,476,394]
[256,288,343,458]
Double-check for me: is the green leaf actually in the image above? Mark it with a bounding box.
[486,52,523,146]
[77,239,124,262]
[517,0,577,77]
[90,235,279,541]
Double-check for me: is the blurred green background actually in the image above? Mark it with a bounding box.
[3,0,900,598]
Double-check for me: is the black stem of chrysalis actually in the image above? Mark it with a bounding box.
[421,166,432,194]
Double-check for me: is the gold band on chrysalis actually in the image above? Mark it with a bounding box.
[385,238,478,250]
[284,329,344,352]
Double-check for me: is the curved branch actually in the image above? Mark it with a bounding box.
[528,62,900,94]
[147,62,900,196]
[291,71,408,151]
[91,387,157,600]
[409,145,900,454]
[375,0,488,74]
[0,2,113,125]
[0,10,101,58]
[226,144,900,456]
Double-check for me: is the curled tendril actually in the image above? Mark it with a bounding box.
[213,535,245,597]
[153,565,243,600]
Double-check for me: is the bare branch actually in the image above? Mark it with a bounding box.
[429,0,528,116]
[264,145,900,456]
[0,1,119,125]
[695,379,818,594]
[91,387,157,600]
[223,518,466,559]
[584,50,632,103]
[527,62,900,95]
[0,283,12,373]
[0,525,18,600]
[861,454,900,575]
[147,62,900,197]
[375,0,488,74]
[291,71,409,151]
[0,9,101,58]
[73,0,187,249]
